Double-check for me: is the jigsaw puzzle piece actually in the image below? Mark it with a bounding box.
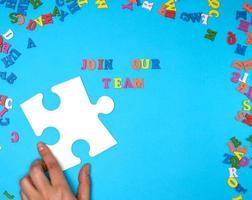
[21,76,117,170]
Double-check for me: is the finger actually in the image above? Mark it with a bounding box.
[77,164,91,200]
[20,176,38,199]
[20,191,29,200]
[29,160,51,194]
[37,142,67,186]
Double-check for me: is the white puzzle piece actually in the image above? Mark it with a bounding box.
[21,76,117,170]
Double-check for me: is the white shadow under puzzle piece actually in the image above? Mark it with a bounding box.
[21,76,117,170]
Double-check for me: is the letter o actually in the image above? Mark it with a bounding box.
[132,59,141,70]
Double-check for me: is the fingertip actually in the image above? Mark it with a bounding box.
[84,164,91,176]
[79,164,91,181]
[37,142,46,153]
[83,163,91,176]
[78,164,91,200]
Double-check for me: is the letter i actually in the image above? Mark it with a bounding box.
[247,87,252,99]
[98,59,104,70]
[81,59,87,70]
[0,107,8,117]
[239,73,249,83]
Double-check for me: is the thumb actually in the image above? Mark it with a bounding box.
[77,164,91,200]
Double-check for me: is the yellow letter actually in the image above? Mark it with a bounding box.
[114,78,122,88]
[227,177,238,188]
[141,59,150,69]
[78,0,88,7]
[243,100,251,111]
[165,0,176,11]
[232,194,243,200]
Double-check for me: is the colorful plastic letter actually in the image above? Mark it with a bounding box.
[205,29,217,41]
[229,167,238,177]
[27,38,36,48]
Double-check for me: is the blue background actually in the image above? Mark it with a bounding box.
[0,0,252,199]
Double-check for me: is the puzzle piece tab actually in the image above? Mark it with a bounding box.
[21,76,117,170]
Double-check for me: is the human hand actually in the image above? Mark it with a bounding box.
[20,142,91,200]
